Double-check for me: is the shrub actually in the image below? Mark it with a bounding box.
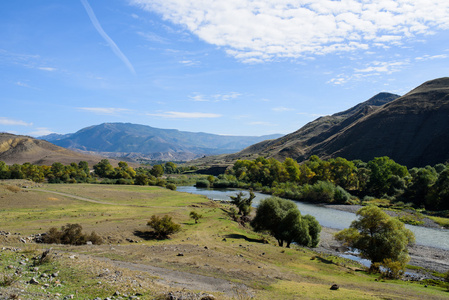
[189,211,203,224]
[166,183,177,191]
[42,223,102,245]
[195,180,210,188]
[147,215,181,239]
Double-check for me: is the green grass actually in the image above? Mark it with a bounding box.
[1,183,448,299]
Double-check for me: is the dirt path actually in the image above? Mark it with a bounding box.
[80,254,253,299]
[34,189,118,205]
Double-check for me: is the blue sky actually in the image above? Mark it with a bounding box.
[1,0,449,137]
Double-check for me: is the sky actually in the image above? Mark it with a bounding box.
[1,0,449,137]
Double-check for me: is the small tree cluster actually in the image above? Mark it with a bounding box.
[229,190,255,216]
[42,223,102,245]
[335,206,415,273]
[251,197,321,248]
[147,215,181,239]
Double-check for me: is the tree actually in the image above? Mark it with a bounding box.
[229,190,255,216]
[335,206,415,272]
[150,164,164,177]
[366,156,409,198]
[251,197,320,247]
[147,215,181,239]
[93,159,114,178]
[189,211,203,224]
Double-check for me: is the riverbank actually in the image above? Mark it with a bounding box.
[323,203,443,228]
[316,226,449,276]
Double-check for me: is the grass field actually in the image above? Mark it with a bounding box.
[0,181,448,299]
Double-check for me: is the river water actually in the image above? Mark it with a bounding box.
[177,186,449,251]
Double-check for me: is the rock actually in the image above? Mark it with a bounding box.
[330,284,339,290]
[177,253,184,256]
[200,294,216,300]
[113,291,121,296]
[29,277,40,284]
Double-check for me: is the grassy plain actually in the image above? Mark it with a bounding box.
[0,181,448,299]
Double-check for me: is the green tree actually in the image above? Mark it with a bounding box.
[366,157,409,198]
[335,206,415,272]
[150,164,164,177]
[251,197,320,247]
[229,190,255,216]
[147,215,181,239]
[189,211,203,224]
[93,159,114,178]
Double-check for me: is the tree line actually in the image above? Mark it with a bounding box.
[0,159,193,189]
[199,155,449,211]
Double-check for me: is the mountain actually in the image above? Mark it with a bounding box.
[0,133,110,166]
[204,77,449,168]
[193,91,400,166]
[40,123,283,162]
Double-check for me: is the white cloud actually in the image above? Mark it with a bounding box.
[81,0,136,74]
[189,92,241,102]
[249,121,276,126]
[28,128,54,137]
[355,60,409,74]
[147,111,221,118]
[77,107,130,115]
[272,107,294,112]
[130,0,449,62]
[0,117,33,126]
[38,67,57,72]
[415,54,448,61]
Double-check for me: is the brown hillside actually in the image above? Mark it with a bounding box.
[310,77,449,167]
[0,133,111,166]
[192,78,449,168]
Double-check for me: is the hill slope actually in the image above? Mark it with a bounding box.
[205,77,449,168]
[193,91,400,166]
[41,123,282,161]
[0,133,109,166]
[310,77,449,167]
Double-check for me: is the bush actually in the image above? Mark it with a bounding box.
[195,180,210,188]
[42,223,102,245]
[189,211,203,224]
[147,215,181,239]
[166,183,177,191]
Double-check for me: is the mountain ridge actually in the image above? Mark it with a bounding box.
[200,77,449,168]
[40,123,283,161]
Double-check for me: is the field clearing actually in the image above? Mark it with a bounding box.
[0,182,448,299]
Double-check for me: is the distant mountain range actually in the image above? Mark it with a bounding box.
[5,78,449,168]
[196,77,449,168]
[40,123,283,162]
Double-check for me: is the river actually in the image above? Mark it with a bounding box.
[177,186,449,251]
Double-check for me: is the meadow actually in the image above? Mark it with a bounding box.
[0,180,448,299]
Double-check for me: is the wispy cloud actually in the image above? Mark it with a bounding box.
[38,67,57,72]
[0,117,33,126]
[415,54,448,61]
[147,111,221,119]
[28,127,54,136]
[131,0,449,63]
[297,112,327,118]
[81,0,136,74]
[249,121,276,126]
[77,107,131,115]
[272,107,294,112]
[189,92,241,102]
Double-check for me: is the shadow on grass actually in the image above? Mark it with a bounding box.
[313,255,335,265]
[133,230,159,241]
[223,233,265,243]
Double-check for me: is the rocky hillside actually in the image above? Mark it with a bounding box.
[208,77,449,168]
[0,133,109,166]
[41,123,282,161]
